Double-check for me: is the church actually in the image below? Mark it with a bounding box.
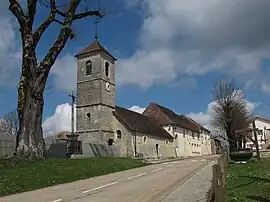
[74,39,213,158]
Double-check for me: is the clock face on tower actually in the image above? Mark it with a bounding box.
[105,82,110,92]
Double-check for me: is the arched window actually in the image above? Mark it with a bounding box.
[143,136,147,143]
[105,61,109,77]
[116,130,122,139]
[108,138,114,146]
[85,60,92,75]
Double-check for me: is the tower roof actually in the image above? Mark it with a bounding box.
[75,40,117,60]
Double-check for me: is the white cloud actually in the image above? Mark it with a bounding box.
[43,103,76,137]
[118,0,270,91]
[51,55,77,92]
[186,99,258,132]
[128,105,146,114]
[0,3,21,87]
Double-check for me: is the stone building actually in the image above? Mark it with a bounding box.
[143,103,212,157]
[75,40,212,158]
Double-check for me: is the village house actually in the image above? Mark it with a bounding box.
[143,103,212,157]
[74,39,212,158]
[244,115,270,150]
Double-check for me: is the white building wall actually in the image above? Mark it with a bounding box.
[163,125,212,157]
[245,119,270,150]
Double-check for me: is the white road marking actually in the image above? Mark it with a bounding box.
[127,173,146,180]
[82,182,119,194]
[201,159,206,162]
[172,161,178,164]
[167,164,173,167]
[191,160,198,162]
[152,168,163,172]
[162,162,169,165]
[51,199,63,202]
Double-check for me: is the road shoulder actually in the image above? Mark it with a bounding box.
[159,160,216,202]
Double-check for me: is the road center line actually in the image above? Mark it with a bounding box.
[82,182,118,194]
[201,159,206,161]
[127,173,146,180]
[152,168,163,172]
[51,199,63,202]
[191,160,198,162]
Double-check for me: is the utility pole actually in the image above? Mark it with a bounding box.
[252,121,261,161]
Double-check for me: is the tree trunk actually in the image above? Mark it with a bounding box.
[226,122,236,150]
[252,121,260,161]
[16,76,46,159]
[17,83,46,159]
[16,42,47,159]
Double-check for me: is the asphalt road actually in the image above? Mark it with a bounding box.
[1,156,216,202]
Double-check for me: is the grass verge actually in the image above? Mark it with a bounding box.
[0,157,148,197]
[227,158,270,202]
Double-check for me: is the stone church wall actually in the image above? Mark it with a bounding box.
[135,132,175,158]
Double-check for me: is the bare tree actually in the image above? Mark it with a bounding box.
[0,110,20,155]
[211,80,251,150]
[9,0,103,159]
[0,110,19,136]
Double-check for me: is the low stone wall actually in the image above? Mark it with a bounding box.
[0,135,15,158]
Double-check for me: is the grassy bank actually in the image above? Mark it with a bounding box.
[0,157,148,197]
[227,158,270,201]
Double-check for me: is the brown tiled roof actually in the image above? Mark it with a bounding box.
[75,40,117,60]
[143,103,200,133]
[183,115,211,133]
[113,106,173,139]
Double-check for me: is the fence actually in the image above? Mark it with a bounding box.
[207,153,228,202]
[0,135,15,158]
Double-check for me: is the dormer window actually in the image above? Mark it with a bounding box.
[85,60,92,75]
[105,61,109,77]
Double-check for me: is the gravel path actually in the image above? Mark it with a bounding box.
[160,160,216,202]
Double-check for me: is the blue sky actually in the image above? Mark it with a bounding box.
[1,0,270,136]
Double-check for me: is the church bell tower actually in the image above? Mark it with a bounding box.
[75,40,117,147]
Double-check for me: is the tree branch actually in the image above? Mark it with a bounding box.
[33,0,56,48]
[37,0,80,84]
[55,9,66,18]
[37,0,103,89]
[9,0,27,28]
[73,10,103,20]
[27,0,38,26]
